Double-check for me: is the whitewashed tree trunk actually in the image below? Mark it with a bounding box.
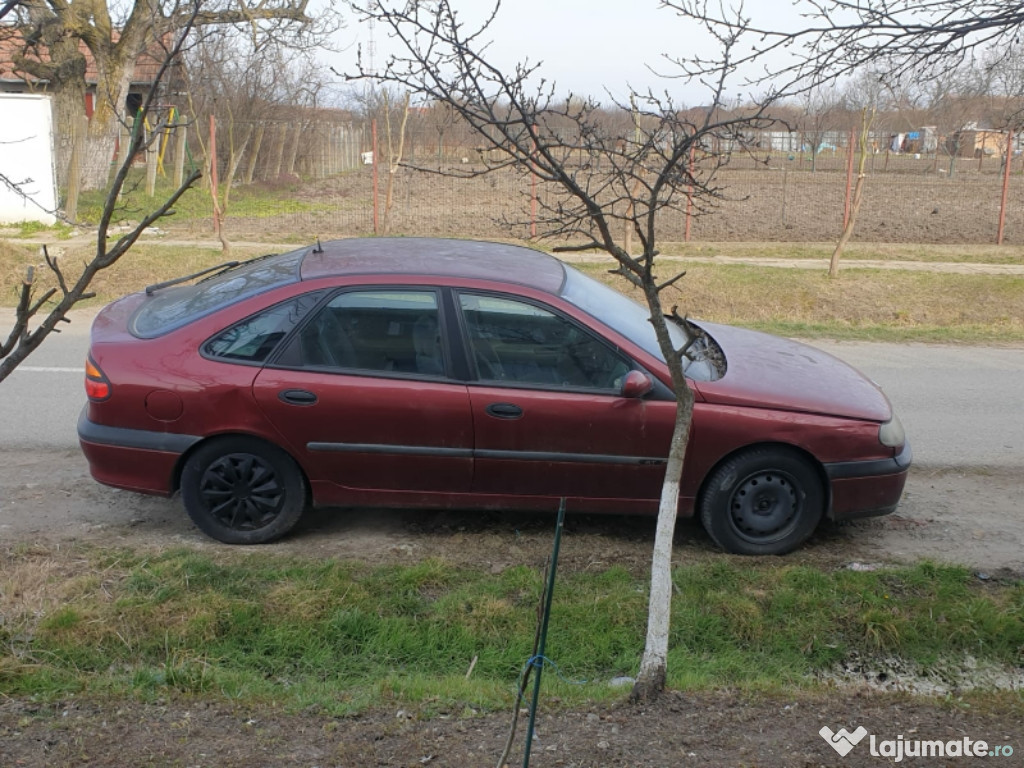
[631,390,693,700]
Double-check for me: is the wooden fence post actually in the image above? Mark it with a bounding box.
[173,124,187,188]
[146,123,158,197]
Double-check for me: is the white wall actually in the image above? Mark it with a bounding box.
[0,94,57,225]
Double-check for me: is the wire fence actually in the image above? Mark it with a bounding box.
[59,121,1024,246]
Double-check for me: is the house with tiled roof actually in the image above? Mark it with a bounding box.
[0,28,171,118]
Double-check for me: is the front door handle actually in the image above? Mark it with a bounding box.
[485,402,523,419]
[279,389,318,406]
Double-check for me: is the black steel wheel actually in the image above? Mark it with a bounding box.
[699,447,824,555]
[180,437,306,544]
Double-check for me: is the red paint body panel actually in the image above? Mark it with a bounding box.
[79,440,179,495]
[253,367,475,493]
[694,322,892,421]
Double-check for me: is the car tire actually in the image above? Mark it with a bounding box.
[699,447,824,556]
[180,437,307,545]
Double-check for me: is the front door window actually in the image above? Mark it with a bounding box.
[458,293,629,390]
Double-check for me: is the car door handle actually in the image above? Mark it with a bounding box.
[279,389,318,406]
[485,402,523,419]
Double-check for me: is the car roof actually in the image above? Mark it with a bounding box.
[300,238,567,294]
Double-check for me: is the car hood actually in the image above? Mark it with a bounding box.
[692,322,892,422]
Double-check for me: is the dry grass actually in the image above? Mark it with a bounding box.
[577,260,1024,341]
[1,239,1022,341]
[656,240,1024,263]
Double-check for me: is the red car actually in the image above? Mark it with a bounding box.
[79,238,910,554]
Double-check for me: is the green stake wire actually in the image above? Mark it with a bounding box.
[522,498,566,768]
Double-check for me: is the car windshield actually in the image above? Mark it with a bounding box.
[560,265,724,380]
[131,250,306,338]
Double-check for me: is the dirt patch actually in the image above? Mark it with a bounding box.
[2,690,1021,767]
[149,162,1024,246]
[1,448,1021,573]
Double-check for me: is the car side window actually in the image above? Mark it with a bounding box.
[297,290,445,376]
[203,293,322,363]
[458,293,630,390]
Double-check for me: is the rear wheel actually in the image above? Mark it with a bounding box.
[699,447,823,555]
[180,437,306,544]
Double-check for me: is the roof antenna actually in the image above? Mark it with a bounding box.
[313,237,323,254]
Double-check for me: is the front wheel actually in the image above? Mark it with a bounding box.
[699,447,824,556]
[180,437,307,545]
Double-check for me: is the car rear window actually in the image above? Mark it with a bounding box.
[130,250,305,338]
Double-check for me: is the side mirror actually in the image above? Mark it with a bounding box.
[620,370,653,399]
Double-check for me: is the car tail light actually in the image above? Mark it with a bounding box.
[85,357,111,401]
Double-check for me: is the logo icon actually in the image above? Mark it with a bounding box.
[820,726,869,757]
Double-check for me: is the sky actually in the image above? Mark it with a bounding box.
[329,0,807,106]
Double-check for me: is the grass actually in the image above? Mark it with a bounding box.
[2,235,1023,343]
[656,240,1024,264]
[1,545,1021,713]
[72,172,321,225]
[576,261,1024,343]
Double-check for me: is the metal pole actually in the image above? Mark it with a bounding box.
[372,118,380,235]
[843,128,855,231]
[997,128,1013,245]
[209,114,220,233]
[522,499,566,768]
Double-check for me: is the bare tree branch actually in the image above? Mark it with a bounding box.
[346,0,784,704]
[0,3,205,382]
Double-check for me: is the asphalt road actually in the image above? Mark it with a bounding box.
[2,309,1022,469]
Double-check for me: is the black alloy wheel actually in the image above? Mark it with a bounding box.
[181,437,306,545]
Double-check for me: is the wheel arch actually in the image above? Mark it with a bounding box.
[694,441,831,514]
[171,431,312,505]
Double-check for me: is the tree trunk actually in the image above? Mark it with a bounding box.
[80,55,136,191]
[830,109,874,277]
[630,386,693,702]
[244,123,266,185]
[629,276,697,704]
[51,75,87,190]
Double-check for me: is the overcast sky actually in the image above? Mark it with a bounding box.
[331,1,807,105]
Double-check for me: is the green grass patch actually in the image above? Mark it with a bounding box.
[1,547,1021,712]
[2,219,75,239]
[73,171,320,225]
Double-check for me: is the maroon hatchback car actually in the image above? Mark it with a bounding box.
[78,238,910,554]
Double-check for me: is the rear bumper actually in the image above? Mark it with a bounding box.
[77,407,198,495]
[825,442,912,521]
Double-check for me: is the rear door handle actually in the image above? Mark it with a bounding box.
[279,389,318,406]
[485,402,523,419]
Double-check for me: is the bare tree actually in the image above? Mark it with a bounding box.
[666,1,1024,95]
[380,87,411,235]
[179,30,329,253]
[797,86,847,171]
[2,0,338,189]
[347,0,782,702]
[829,106,876,276]
[0,8,203,383]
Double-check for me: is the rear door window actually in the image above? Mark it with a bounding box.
[295,290,446,376]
